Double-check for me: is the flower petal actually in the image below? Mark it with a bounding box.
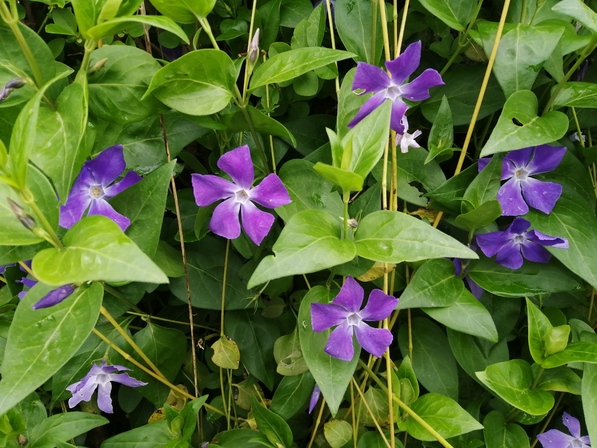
[359,289,398,321]
[311,302,349,332]
[400,68,444,101]
[527,144,566,175]
[536,429,576,448]
[88,198,131,231]
[109,372,147,388]
[385,41,421,85]
[476,232,508,258]
[250,174,292,209]
[478,157,491,172]
[67,378,97,408]
[332,276,364,312]
[191,173,237,206]
[562,412,581,437]
[104,171,142,198]
[390,99,409,134]
[217,145,254,189]
[521,177,562,215]
[32,284,76,309]
[503,147,534,173]
[497,178,529,216]
[509,217,531,234]
[97,381,114,413]
[59,192,91,228]
[529,230,569,249]
[210,197,241,240]
[520,240,552,264]
[495,241,524,269]
[352,62,391,92]
[466,277,485,299]
[86,145,127,186]
[348,92,387,128]
[240,200,275,245]
[354,323,393,358]
[325,322,355,361]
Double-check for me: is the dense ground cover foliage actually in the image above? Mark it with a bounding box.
[0,0,597,446]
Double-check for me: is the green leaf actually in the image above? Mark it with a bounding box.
[535,365,581,395]
[335,0,382,64]
[447,330,509,382]
[324,420,352,448]
[424,289,498,342]
[462,155,502,211]
[251,396,293,448]
[250,47,355,90]
[425,164,478,214]
[111,161,176,257]
[28,412,108,448]
[299,287,359,416]
[270,372,315,419]
[403,393,483,441]
[455,201,503,231]
[582,364,597,446]
[476,360,554,415]
[553,81,597,108]
[541,341,597,368]
[221,105,297,146]
[313,163,364,192]
[483,411,530,448]
[273,329,309,376]
[101,420,173,448]
[480,90,568,157]
[426,96,454,163]
[416,0,476,30]
[0,282,103,415]
[468,258,582,297]
[208,428,272,447]
[212,336,240,370]
[526,298,553,364]
[145,49,235,116]
[225,311,281,390]
[552,0,597,34]
[248,210,356,288]
[398,318,459,400]
[354,210,478,263]
[397,259,463,309]
[149,0,216,22]
[86,16,189,43]
[393,149,446,207]
[32,215,168,286]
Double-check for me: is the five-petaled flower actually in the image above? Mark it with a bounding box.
[537,412,591,448]
[476,218,568,270]
[479,145,566,216]
[60,145,141,232]
[191,145,291,246]
[349,41,443,134]
[311,276,398,361]
[396,116,422,153]
[67,360,147,414]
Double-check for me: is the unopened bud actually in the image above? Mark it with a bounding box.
[248,28,260,65]
[89,57,109,76]
[7,198,36,230]
[0,78,27,102]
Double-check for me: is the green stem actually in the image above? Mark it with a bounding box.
[220,239,230,335]
[103,284,143,313]
[440,0,483,76]
[197,16,220,50]
[19,189,63,249]
[234,85,271,173]
[342,191,350,239]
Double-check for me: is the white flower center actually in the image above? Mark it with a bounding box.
[385,83,403,101]
[89,184,105,199]
[514,167,529,181]
[512,234,527,245]
[346,312,362,326]
[570,440,583,448]
[234,189,250,204]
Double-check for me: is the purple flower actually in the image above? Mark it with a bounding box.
[311,277,398,361]
[67,359,147,414]
[0,263,15,275]
[476,218,568,270]
[349,41,444,134]
[308,384,321,414]
[537,412,591,448]
[495,145,565,216]
[191,145,291,246]
[59,145,141,232]
[17,276,77,309]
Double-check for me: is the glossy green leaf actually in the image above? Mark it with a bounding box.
[32,215,169,286]
[394,148,446,207]
[324,420,352,448]
[221,105,297,146]
[354,210,478,263]
[149,0,215,22]
[145,49,235,116]
[86,16,188,43]
[335,0,382,63]
[455,201,503,231]
[480,90,568,157]
[403,393,483,441]
[476,360,554,415]
[209,428,272,447]
[250,47,354,90]
[552,0,597,34]
[426,96,454,163]
[468,257,582,298]
[28,412,108,448]
[526,298,553,364]
[270,372,315,419]
[273,329,309,376]
[248,210,357,288]
[483,411,530,448]
[0,282,103,415]
[553,82,597,108]
[582,364,597,446]
[212,336,240,370]
[447,330,509,382]
[313,163,364,193]
[299,287,359,416]
[397,259,462,309]
[541,341,597,368]
[425,164,478,214]
[251,396,293,448]
[462,155,502,211]
[416,0,476,30]
[101,420,173,448]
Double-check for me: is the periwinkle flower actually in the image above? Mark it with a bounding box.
[311,277,398,361]
[495,145,565,216]
[396,116,422,153]
[67,360,147,414]
[476,218,568,270]
[191,145,291,246]
[17,275,77,309]
[349,41,444,134]
[537,412,591,448]
[59,145,141,232]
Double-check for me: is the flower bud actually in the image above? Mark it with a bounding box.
[7,198,36,230]
[248,28,260,65]
[0,78,27,102]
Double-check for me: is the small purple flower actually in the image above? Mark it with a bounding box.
[17,276,77,309]
[0,263,15,275]
[59,145,141,232]
[191,145,291,246]
[476,218,568,270]
[537,412,591,448]
[308,384,321,414]
[495,145,565,216]
[67,359,147,414]
[311,277,398,361]
[349,41,444,134]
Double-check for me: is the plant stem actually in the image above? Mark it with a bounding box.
[19,189,63,249]
[351,378,392,448]
[197,16,220,50]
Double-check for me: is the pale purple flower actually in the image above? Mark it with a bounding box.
[537,412,591,448]
[396,116,422,153]
[59,145,141,231]
[308,384,321,414]
[67,360,147,414]
[476,218,568,270]
[349,41,444,134]
[495,145,565,216]
[311,277,398,361]
[191,145,291,246]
